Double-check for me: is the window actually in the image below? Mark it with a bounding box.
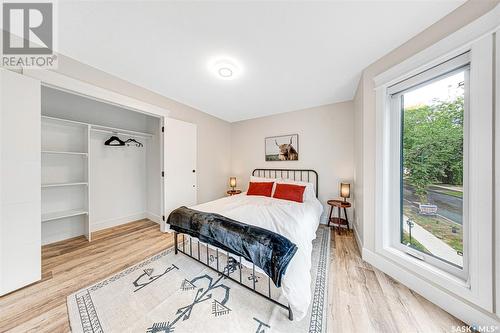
[374,26,494,311]
[388,54,470,277]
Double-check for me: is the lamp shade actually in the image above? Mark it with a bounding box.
[229,177,237,188]
[340,183,350,199]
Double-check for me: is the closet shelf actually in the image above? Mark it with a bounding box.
[42,115,154,138]
[91,125,153,139]
[41,115,89,128]
[42,150,88,156]
[42,209,88,222]
[42,182,88,188]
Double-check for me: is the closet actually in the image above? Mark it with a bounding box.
[40,87,162,245]
[0,68,197,295]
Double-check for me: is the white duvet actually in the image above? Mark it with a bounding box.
[190,193,323,321]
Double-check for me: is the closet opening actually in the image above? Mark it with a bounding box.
[41,86,163,245]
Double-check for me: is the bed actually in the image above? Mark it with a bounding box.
[168,169,322,321]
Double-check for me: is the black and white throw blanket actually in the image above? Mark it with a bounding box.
[167,206,298,287]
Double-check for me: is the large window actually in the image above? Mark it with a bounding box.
[375,28,494,312]
[389,54,470,277]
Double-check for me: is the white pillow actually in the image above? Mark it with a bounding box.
[250,176,280,183]
[249,176,280,195]
[277,179,316,202]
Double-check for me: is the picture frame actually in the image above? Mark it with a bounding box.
[265,134,299,161]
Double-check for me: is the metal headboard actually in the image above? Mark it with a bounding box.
[252,168,319,198]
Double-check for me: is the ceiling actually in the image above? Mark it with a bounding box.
[57,1,464,122]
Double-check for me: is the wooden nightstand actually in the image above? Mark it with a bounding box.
[327,199,351,234]
[227,189,242,196]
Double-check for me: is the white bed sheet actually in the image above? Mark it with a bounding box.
[190,192,323,321]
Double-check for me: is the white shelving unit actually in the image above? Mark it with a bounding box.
[42,150,88,156]
[40,114,156,245]
[42,209,88,222]
[41,116,90,244]
[41,182,88,188]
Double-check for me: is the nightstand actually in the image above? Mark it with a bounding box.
[327,199,351,234]
[227,189,242,196]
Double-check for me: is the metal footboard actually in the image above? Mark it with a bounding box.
[174,231,293,320]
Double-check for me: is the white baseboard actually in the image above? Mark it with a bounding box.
[352,223,362,252]
[41,215,86,245]
[362,248,500,328]
[146,212,162,224]
[92,212,147,232]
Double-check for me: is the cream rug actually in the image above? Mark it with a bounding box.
[67,226,330,333]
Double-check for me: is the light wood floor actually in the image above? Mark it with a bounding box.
[0,220,462,332]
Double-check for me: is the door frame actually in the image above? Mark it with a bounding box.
[22,68,170,231]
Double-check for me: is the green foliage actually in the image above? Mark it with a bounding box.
[403,97,464,202]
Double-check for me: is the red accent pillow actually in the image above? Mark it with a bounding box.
[247,182,274,197]
[273,183,306,203]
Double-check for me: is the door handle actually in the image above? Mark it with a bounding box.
[192,169,196,173]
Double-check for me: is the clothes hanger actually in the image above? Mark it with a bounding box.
[124,138,143,147]
[104,135,125,146]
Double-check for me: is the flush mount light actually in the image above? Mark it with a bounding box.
[209,57,242,80]
[218,67,233,78]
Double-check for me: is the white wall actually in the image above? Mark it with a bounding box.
[89,131,147,230]
[353,76,364,245]
[231,102,354,223]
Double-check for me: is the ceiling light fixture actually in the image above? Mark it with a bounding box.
[218,67,233,78]
[209,57,242,80]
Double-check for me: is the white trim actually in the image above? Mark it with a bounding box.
[373,4,499,87]
[22,69,170,119]
[495,28,500,319]
[387,52,470,95]
[146,212,162,224]
[362,248,500,328]
[92,212,147,232]
[353,222,363,252]
[373,13,495,312]
[467,35,494,310]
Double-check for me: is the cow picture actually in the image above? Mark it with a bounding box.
[265,134,299,161]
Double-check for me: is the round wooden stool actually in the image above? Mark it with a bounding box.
[327,199,351,234]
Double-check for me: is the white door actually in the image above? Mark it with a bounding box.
[163,118,197,230]
[0,69,41,295]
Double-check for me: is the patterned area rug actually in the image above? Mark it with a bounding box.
[67,226,330,333]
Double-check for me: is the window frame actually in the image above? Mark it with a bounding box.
[373,34,493,310]
[387,55,470,279]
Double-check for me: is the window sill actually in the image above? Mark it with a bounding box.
[375,245,485,306]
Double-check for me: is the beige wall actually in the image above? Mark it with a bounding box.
[52,55,232,204]
[353,75,364,243]
[230,102,355,223]
[357,0,499,250]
